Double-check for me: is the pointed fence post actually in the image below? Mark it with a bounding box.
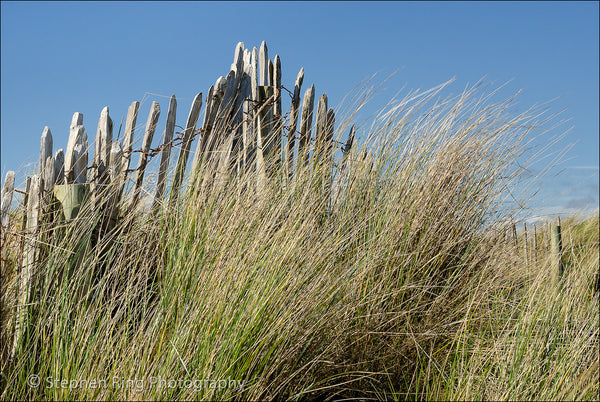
[12,174,41,358]
[53,149,64,185]
[259,41,269,87]
[170,93,202,205]
[118,101,141,198]
[130,101,160,212]
[190,87,213,187]
[106,142,123,230]
[153,95,177,212]
[91,107,113,205]
[298,85,315,169]
[40,126,53,179]
[313,94,329,165]
[256,85,274,191]
[286,68,304,178]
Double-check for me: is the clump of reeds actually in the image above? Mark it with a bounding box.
[1,79,597,401]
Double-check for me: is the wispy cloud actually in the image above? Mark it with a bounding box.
[565,166,600,170]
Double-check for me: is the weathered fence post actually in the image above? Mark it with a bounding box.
[118,101,141,199]
[297,84,315,170]
[54,149,65,185]
[153,95,177,212]
[256,85,274,191]
[551,216,564,282]
[91,107,113,207]
[130,101,160,212]
[106,142,123,230]
[1,171,15,241]
[286,68,305,179]
[259,41,269,87]
[313,94,329,166]
[170,93,202,205]
[40,126,53,176]
[12,174,41,358]
[190,86,213,187]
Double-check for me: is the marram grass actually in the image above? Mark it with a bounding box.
[1,81,597,401]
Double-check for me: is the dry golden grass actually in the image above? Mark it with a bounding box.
[1,80,597,401]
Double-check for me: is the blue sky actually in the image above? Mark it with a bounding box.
[1,1,598,218]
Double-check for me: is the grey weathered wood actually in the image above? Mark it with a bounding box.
[202,79,227,162]
[243,48,252,75]
[1,171,15,233]
[73,142,88,185]
[231,42,251,170]
[170,93,202,204]
[39,126,53,177]
[64,114,85,183]
[120,101,141,179]
[256,86,275,190]
[257,86,275,177]
[231,44,246,164]
[109,142,123,182]
[64,125,86,184]
[259,41,269,86]
[246,47,259,169]
[231,70,252,172]
[43,156,55,193]
[153,95,177,210]
[70,112,83,130]
[286,68,304,176]
[232,41,245,87]
[313,94,329,168]
[298,84,315,167]
[191,86,215,181]
[130,101,160,211]
[53,149,64,185]
[242,99,252,171]
[191,87,212,173]
[251,47,259,101]
[94,107,113,180]
[107,142,123,230]
[12,174,40,358]
[91,107,113,206]
[551,216,564,281]
[217,70,236,120]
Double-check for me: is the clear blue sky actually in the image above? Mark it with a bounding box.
[1,1,598,218]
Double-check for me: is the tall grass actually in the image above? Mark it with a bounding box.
[1,80,597,401]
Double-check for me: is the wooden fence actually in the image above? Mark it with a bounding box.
[1,41,361,358]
